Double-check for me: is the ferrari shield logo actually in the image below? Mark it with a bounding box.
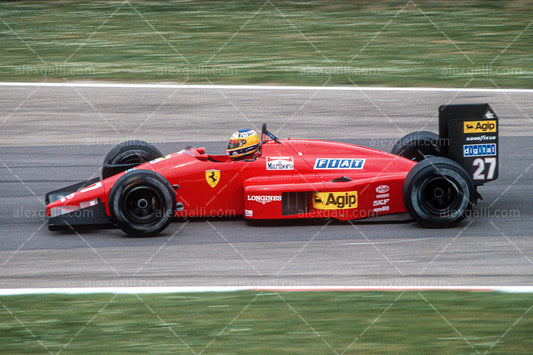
[205,169,221,188]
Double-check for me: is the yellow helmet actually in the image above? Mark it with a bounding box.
[227,129,260,159]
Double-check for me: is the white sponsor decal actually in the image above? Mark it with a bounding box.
[375,185,390,194]
[245,209,253,217]
[149,154,175,164]
[465,135,496,142]
[60,192,75,203]
[80,182,102,193]
[373,206,390,213]
[373,199,390,207]
[233,130,256,138]
[463,143,496,157]
[314,158,365,170]
[266,157,294,170]
[80,199,99,208]
[376,193,389,199]
[247,195,282,204]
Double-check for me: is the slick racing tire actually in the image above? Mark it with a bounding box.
[391,131,440,162]
[102,140,163,179]
[109,170,176,237]
[403,157,474,228]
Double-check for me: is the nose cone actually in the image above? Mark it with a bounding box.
[46,181,105,216]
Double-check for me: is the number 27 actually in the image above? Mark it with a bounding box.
[473,157,496,180]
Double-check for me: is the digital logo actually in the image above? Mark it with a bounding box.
[463,120,497,134]
[266,157,294,170]
[313,191,358,210]
[463,144,497,157]
[205,169,220,188]
[314,158,365,170]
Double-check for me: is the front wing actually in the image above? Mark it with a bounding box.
[46,178,114,231]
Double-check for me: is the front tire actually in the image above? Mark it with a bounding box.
[109,170,176,237]
[403,157,474,228]
[102,140,163,179]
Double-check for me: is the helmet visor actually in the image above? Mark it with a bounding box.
[227,139,244,150]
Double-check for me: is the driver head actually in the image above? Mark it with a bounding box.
[227,129,259,160]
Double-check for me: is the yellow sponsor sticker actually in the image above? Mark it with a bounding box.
[313,191,358,210]
[463,120,497,133]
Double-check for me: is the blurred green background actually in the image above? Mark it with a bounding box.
[1,0,532,87]
[1,291,532,353]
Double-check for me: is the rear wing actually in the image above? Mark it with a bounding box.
[438,103,498,186]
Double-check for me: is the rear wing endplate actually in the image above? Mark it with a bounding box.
[438,103,499,186]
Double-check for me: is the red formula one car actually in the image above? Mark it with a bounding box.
[46,104,499,236]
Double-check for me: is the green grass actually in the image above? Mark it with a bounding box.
[0,1,532,87]
[1,291,532,354]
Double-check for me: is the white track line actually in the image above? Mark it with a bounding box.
[1,82,533,93]
[0,286,532,295]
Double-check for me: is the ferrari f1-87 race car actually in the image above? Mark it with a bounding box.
[45,103,499,236]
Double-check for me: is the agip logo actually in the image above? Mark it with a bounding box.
[313,191,358,210]
[463,120,497,134]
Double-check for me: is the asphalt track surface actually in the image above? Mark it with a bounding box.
[1,84,532,288]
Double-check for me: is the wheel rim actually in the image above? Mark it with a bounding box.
[123,185,164,224]
[419,175,463,216]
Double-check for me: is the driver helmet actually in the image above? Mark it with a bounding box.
[227,129,260,159]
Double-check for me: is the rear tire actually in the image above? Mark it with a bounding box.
[102,140,163,179]
[391,131,440,162]
[403,157,474,228]
[109,170,176,237]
